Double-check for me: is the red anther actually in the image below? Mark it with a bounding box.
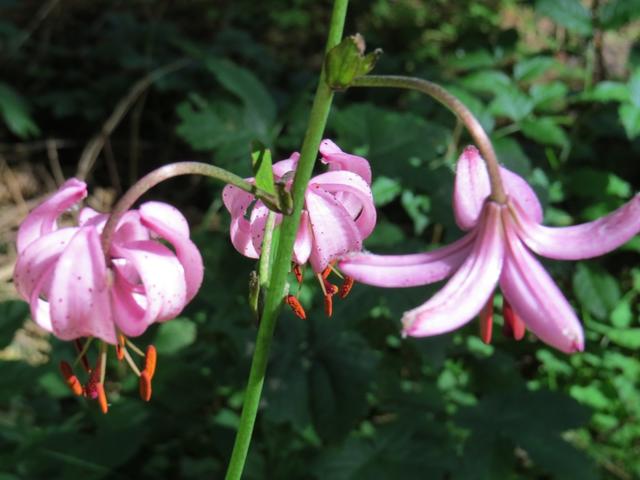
[503,300,526,340]
[338,276,354,299]
[293,264,303,284]
[139,370,152,402]
[59,361,83,396]
[285,294,306,320]
[324,294,333,317]
[73,339,91,372]
[116,334,126,361]
[323,279,338,296]
[144,345,157,379]
[96,383,108,414]
[321,264,334,279]
[479,296,494,344]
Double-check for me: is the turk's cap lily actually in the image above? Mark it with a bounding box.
[222,140,376,273]
[13,178,204,345]
[340,146,640,353]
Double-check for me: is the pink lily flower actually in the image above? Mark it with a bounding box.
[340,146,640,353]
[13,178,204,345]
[222,139,376,274]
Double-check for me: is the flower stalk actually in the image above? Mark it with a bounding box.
[351,75,507,203]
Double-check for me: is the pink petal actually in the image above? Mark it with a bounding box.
[111,240,187,336]
[293,211,313,265]
[402,203,505,337]
[305,187,363,273]
[338,232,475,287]
[453,147,543,231]
[48,227,116,343]
[139,202,204,301]
[319,139,372,185]
[17,178,87,253]
[511,194,640,260]
[111,210,151,246]
[249,202,283,255]
[272,153,300,179]
[78,207,105,226]
[309,170,377,239]
[13,227,78,300]
[453,146,491,231]
[500,213,584,353]
[223,184,260,258]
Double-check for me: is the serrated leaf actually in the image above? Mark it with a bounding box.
[572,263,621,320]
[520,116,569,147]
[619,103,640,139]
[530,81,569,111]
[536,0,592,35]
[578,81,629,103]
[0,82,40,138]
[371,176,402,206]
[458,70,512,95]
[488,86,533,122]
[514,56,556,82]
[154,318,197,354]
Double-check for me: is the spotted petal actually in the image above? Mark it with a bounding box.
[511,194,640,260]
[48,227,115,343]
[222,184,260,258]
[17,178,87,253]
[402,203,504,337]
[500,214,584,353]
[338,232,474,287]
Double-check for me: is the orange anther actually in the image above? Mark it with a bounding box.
[96,383,108,414]
[321,262,335,279]
[59,361,83,396]
[338,276,354,298]
[324,294,333,317]
[293,264,303,284]
[503,300,526,340]
[144,345,157,379]
[139,370,152,402]
[285,294,306,320]
[479,296,494,344]
[323,279,338,296]
[116,334,126,360]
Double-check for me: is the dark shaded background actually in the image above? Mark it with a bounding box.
[1,1,639,478]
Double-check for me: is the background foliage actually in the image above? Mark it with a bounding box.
[1,0,639,478]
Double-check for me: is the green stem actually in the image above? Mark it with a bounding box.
[100,161,279,253]
[224,1,349,478]
[352,75,507,204]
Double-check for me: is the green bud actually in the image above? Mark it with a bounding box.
[325,34,382,91]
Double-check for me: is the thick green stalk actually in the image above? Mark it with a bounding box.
[223,1,349,479]
[352,75,507,203]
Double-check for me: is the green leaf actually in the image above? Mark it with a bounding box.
[371,176,402,207]
[401,191,430,235]
[514,56,556,82]
[154,318,197,354]
[488,86,533,122]
[599,0,640,30]
[0,82,40,138]
[530,81,569,111]
[570,384,610,410]
[251,144,276,196]
[619,103,640,139]
[458,70,512,95]
[578,81,629,103]
[572,263,621,320]
[0,300,28,349]
[628,67,640,108]
[536,0,592,35]
[520,116,569,147]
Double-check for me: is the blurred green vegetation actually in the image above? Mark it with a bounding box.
[1,0,639,479]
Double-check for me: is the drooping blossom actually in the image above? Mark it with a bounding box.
[222,140,376,318]
[340,146,640,353]
[13,178,203,409]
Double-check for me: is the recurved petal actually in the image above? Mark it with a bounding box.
[319,139,372,185]
[111,240,187,334]
[309,170,377,239]
[249,202,283,255]
[48,227,116,343]
[293,211,313,265]
[499,215,584,353]
[17,178,87,253]
[501,168,542,223]
[402,203,504,337]
[338,232,475,287]
[13,227,78,300]
[272,153,300,179]
[453,146,491,231]
[306,187,363,273]
[139,202,204,301]
[511,194,640,260]
[223,184,260,258]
